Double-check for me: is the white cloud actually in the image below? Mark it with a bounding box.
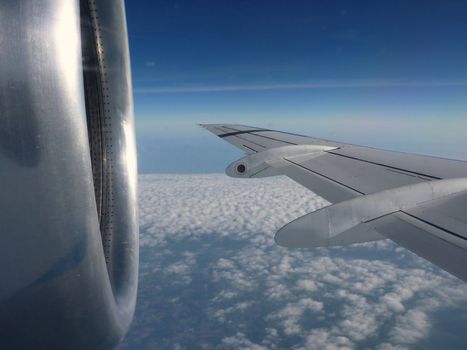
[296,279,319,292]
[268,298,324,335]
[378,343,408,350]
[221,332,268,350]
[389,310,430,345]
[211,301,255,323]
[138,174,328,247]
[304,329,354,350]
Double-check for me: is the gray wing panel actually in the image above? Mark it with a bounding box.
[200,124,273,154]
[329,146,467,180]
[257,130,340,148]
[406,191,467,241]
[279,161,359,203]
[370,208,467,282]
[295,153,427,196]
[222,135,267,153]
[236,132,293,149]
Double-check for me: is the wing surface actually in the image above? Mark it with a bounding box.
[202,123,467,282]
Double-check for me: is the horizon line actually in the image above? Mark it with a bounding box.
[134,79,467,94]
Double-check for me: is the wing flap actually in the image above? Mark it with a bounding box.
[371,211,467,282]
[278,161,358,202]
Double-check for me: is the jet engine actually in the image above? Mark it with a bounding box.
[0,1,138,348]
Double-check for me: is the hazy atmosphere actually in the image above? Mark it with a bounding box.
[122,1,467,349]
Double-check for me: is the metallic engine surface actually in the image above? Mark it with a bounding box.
[0,0,138,349]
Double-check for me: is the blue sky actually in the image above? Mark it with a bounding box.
[125,0,467,173]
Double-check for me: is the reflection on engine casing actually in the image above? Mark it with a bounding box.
[0,1,138,349]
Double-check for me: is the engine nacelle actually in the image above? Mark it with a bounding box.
[0,1,138,349]
[226,145,337,178]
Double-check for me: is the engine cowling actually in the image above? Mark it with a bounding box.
[0,1,138,348]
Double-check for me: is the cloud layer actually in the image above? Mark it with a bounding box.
[122,174,467,350]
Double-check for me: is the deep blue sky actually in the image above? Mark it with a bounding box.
[124,1,467,173]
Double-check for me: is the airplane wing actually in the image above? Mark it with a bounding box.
[201,124,467,282]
